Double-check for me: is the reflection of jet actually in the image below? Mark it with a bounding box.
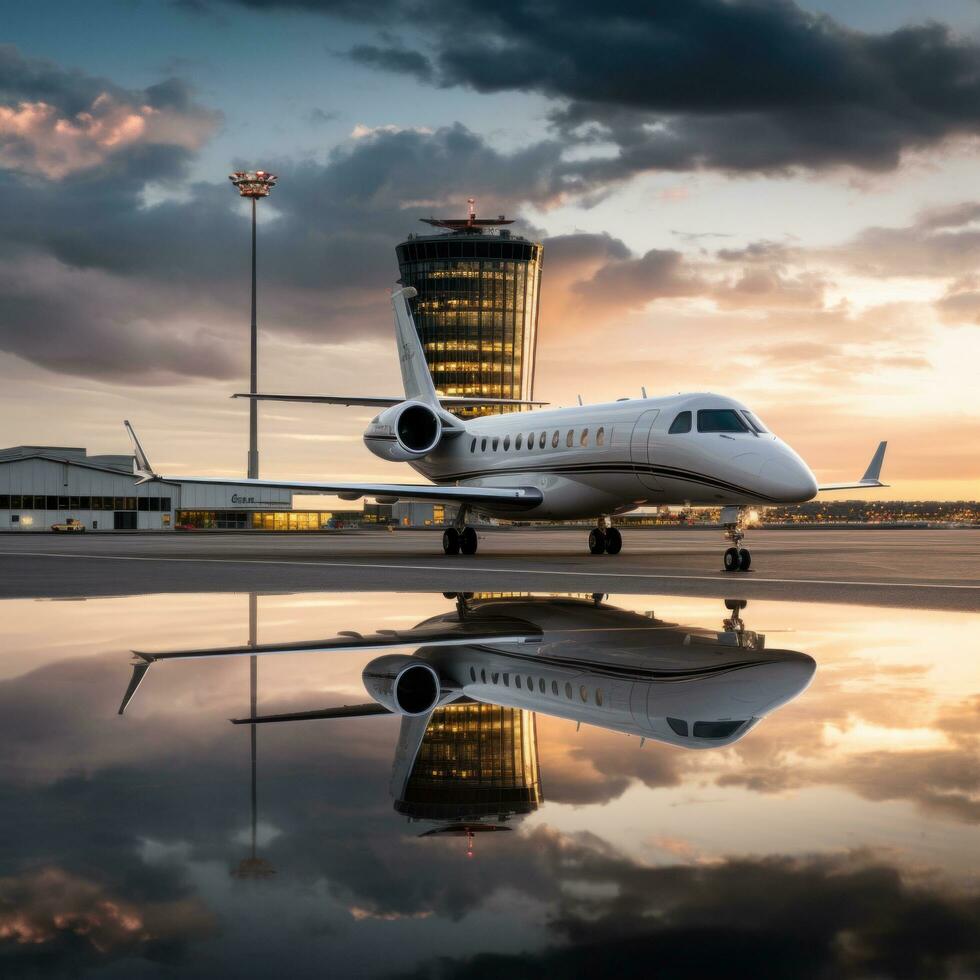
[120,595,815,751]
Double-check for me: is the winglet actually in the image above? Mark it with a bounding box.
[862,441,887,483]
[118,652,154,715]
[816,440,888,492]
[124,420,157,484]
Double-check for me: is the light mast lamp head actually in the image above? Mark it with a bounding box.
[229,170,278,198]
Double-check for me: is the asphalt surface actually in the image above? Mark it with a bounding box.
[1,527,977,610]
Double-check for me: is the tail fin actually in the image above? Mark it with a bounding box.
[391,286,439,407]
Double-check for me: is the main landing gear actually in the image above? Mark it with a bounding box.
[588,519,622,556]
[721,506,751,572]
[442,506,478,556]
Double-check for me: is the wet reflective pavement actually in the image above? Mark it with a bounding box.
[0,591,977,978]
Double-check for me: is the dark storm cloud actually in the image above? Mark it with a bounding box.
[0,74,565,380]
[347,44,433,82]
[396,850,980,980]
[219,0,980,178]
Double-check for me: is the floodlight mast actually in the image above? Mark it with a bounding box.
[229,170,278,479]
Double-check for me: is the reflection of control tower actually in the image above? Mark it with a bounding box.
[395,199,543,418]
[395,702,541,831]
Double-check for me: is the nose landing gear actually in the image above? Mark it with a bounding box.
[443,506,478,556]
[721,506,751,572]
[588,519,622,555]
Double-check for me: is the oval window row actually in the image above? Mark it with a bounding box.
[471,427,605,454]
[468,666,603,706]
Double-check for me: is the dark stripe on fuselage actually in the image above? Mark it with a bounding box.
[425,459,778,502]
[466,644,769,681]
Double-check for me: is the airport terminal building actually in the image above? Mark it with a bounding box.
[0,446,391,532]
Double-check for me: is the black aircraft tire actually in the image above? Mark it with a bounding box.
[442,528,461,555]
[460,527,478,555]
[724,547,740,571]
[739,548,752,572]
[588,529,606,555]
[604,527,623,555]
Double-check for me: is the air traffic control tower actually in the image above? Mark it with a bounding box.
[395,200,543,418]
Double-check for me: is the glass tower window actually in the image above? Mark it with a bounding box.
[396,232,543,419]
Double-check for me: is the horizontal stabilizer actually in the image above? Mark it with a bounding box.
[230,703,392,725]
[232,393,548,408]
[817,441,888,492]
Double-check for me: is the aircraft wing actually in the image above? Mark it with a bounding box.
[124,419,541,509]
[118,619,541,715]
[232,393,548,408]
[817,441,889,492]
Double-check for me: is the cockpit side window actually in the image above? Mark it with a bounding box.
[666,717,688,736]
[697,409,749,433]
[741,411,768,433]
[668,411,692,434]
[692,720,746,738]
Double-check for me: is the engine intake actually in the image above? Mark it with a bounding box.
[364,401,443,462]
[362,655,442,716]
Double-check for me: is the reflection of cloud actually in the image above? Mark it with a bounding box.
[398,847,980,980]
[0,867,214,968]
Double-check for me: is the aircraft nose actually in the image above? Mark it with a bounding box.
[760,447,818,502]
[733,652,816,713]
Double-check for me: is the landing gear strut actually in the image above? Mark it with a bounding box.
[588,518,622,556]
[443,506,478,556]
[721,506,751,572]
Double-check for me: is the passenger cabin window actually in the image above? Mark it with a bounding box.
[469,667,476,682]
[595,689,603,706]
[580,429,589,447]
[539,432,547,449]
[564,682,573,699]
[697,409,749,433]
[503,435,511,450]
[516,433,523,450]
[666,717,688,737]
[566,430,574,447]
[579,685,588,702]
[741,411,768,433]
[481,438,487,451]
[596,427,605,446]
[693,720,746,739]
[668,411,692,434]
[551,680,559,695]
[516,676,522,689]
[551,431,560,448]
[528,432,534,449]
[470,438,476,453]
[492,437,499,451]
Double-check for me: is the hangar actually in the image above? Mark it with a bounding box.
[0,445,300,531]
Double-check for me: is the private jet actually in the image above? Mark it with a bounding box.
[125,287,887,570]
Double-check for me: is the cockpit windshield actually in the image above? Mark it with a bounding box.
[692,720,746,739]
[741,410,768,433]
[697,409,749,433]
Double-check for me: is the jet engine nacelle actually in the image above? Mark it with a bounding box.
[362,655,443,716]
[364,400,442,462]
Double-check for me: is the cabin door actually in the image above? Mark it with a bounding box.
[629,409,664,492]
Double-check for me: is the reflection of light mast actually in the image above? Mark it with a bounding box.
[231,594,276,879]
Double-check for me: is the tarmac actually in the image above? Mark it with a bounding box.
[1,527,977,611]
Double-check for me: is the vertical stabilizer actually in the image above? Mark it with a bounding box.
[391,286,439,407]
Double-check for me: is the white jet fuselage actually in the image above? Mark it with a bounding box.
[365,392,819,520]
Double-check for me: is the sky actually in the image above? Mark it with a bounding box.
[1,0,978,500]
